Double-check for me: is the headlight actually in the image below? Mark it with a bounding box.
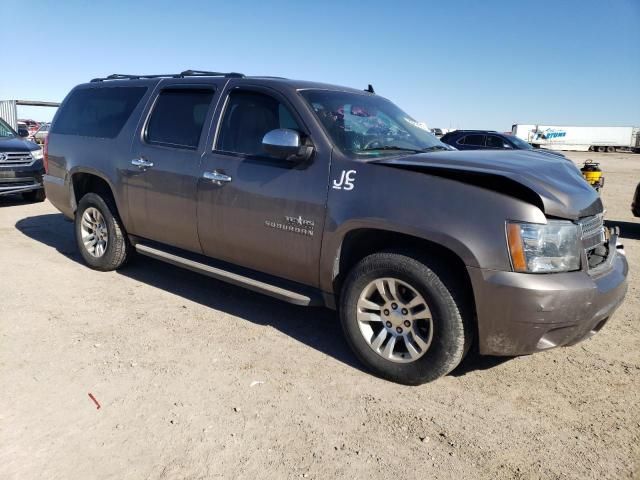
[507,220,581,273]
[31,149,44,160]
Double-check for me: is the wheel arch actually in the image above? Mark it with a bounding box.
[69,168,122,218]
[330,228,476,307]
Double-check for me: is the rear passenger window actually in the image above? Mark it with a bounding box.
[52,86,147,138]
[461,134,485,146]
[145,88,214,149]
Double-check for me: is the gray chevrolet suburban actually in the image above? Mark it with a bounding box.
[44,70,628,384]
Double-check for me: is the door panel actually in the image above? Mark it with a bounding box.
[197,155,328,286]
[196,87,329,286]
[126,146,203,252]
[126,86,216,252]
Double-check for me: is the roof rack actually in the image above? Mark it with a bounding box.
[90,70,245,82]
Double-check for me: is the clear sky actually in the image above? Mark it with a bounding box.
[1,0,639,130]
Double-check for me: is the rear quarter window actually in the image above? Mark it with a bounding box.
[52,86,147,138]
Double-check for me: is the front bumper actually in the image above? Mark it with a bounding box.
[0,160,45,196]
[469,234,628,356]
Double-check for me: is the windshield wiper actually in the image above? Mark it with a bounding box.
[361,145,423,153]
[421,145,451,152]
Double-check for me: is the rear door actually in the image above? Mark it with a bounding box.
[196,83,330,286]
[126,84,217,252]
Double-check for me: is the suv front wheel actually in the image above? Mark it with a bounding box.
[340,251,473,385]
[75,192,131,271]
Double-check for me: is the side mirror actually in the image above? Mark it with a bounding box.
[262,128,313,163]
[18,129,29,138]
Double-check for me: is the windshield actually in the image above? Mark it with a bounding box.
[299,89,452,158]
[0,118,17,138]
[509,135,533,150]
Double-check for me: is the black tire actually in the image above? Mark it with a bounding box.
[606,146,616,153]
[597,146,606,153]
[22,189,46,203]
[339,250,473,385]
[75,192,131,271]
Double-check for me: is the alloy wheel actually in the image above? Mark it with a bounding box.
[80,207,108,258]
[356,277,434,363]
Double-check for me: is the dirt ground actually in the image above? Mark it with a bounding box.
[1,151,638,480]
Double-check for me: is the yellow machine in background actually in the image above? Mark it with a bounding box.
[580,161,604,191]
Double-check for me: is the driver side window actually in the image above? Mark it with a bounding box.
[486,135,508,149]
[216,91,302,157]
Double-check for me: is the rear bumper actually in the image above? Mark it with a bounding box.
[0,161,45,196]
[43,174,74,219]
[469,237,628,356]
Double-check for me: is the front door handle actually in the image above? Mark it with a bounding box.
[131,158,154,170]
[203,170,232,185]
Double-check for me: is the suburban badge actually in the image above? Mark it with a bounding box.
[265,215,315,236]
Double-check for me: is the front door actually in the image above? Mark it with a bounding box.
[127,85,216,252]
[197,86,330,286]
[485,134,510,150]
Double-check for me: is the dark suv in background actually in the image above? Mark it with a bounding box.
[0,117,47,202]
[441,129,565,157]
[43,70,627,384]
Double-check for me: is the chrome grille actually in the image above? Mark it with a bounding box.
[578,214,606,251]
[0,151,34,167]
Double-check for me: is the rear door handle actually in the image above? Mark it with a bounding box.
[131,158,154,169]
[203,170,232,185]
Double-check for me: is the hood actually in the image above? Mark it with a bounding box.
[372,149,601,220]
[0,136,40,153]
[532,148,566,158]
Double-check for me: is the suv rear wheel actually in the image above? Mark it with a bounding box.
[339,250,472,385]
[75,192,130,271]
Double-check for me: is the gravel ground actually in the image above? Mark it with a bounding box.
[1,151,638,480]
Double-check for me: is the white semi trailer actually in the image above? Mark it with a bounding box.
[511,124,640,153]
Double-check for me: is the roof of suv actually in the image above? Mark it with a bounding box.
[441,130,505,140]
[445,130,500,134]
[87,70,371,95]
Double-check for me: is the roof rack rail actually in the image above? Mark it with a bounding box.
[179,70,245,78]
[90,70,245,82]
